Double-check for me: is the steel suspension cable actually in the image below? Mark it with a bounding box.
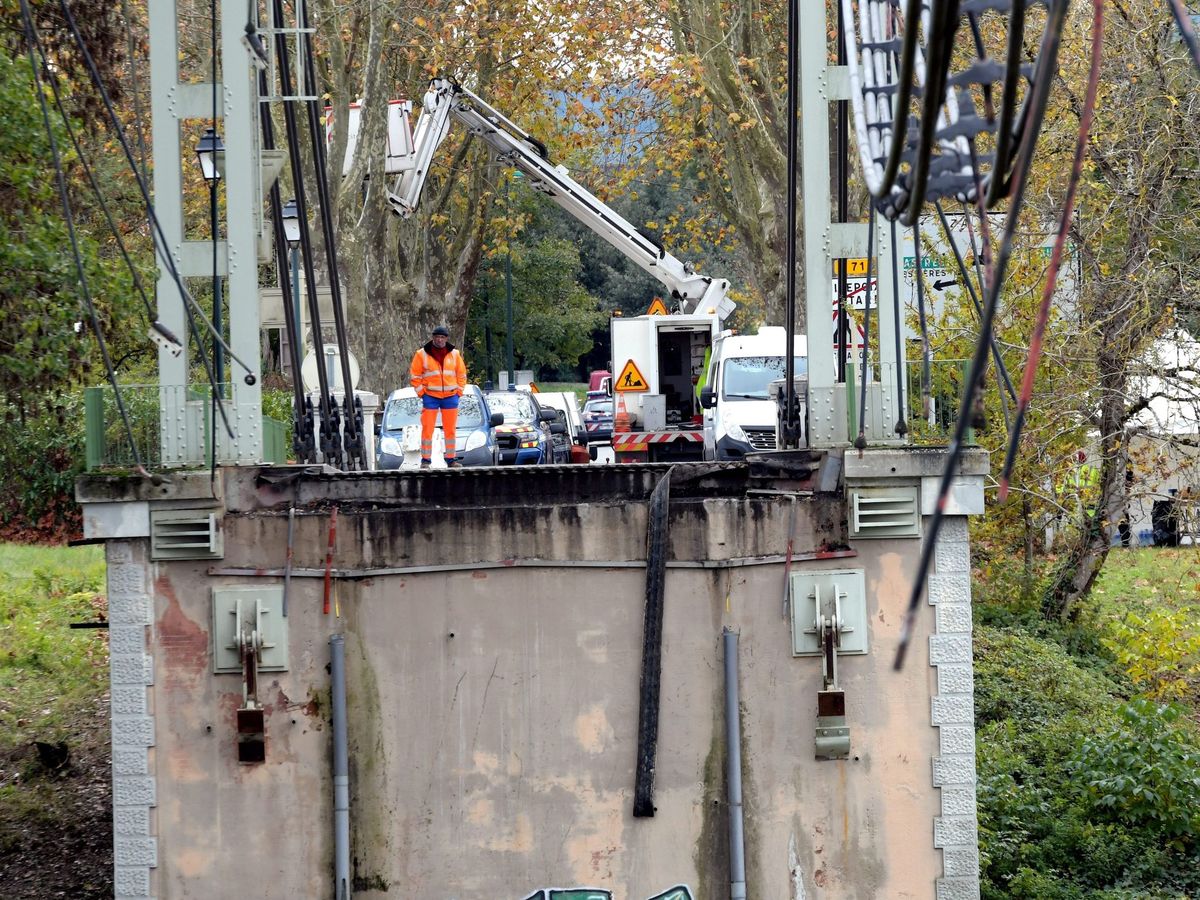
[270,0,341,467]
[900,0,962,226]
[855,214,876,450]
[912,219,933,420]
[299,0,365,468]
[19,0,146,473]
[1000,0,1105,500]
[933,201,1017,408]
[31,23,155,327]
[57,0,256,418]
[896,0,1071,670]
[255,60,312,461]
[889,218,908,435]
[1164,0,1200,71]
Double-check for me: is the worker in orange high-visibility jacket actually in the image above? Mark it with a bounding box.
[409,324,468,468]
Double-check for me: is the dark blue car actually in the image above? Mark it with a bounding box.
[484,390,563,464]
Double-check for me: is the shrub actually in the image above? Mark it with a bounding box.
[1069,699,1200,842]
[1101,606,1200,702]
[976,627,1200,896]
[0,398,85,542]
[974,625,1127,726]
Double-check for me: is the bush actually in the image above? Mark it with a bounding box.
[1069,699,1200,841]
[977,626,1200,897]
[974,626,1127,726]
[1100,606,1200,702]
[0,398,85,542]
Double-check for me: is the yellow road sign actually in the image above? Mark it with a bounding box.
[646,297,670,316]
[832,258,869,276]
[615,359,649,392]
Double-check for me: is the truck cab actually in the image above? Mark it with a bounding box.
[700,326,809,460]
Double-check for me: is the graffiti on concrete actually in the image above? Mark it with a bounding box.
[521,886,693,900]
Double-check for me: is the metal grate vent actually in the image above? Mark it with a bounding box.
[743,427,777,450]
[849,486,921,538]
[150,508,223,560]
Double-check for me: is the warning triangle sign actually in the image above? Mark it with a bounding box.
[646,297,670,316]
[615,359,649,392]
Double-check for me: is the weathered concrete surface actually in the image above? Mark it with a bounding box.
[81,459,974,898]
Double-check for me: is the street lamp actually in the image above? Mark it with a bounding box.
[280,199,303,372]
[195,127,225,387]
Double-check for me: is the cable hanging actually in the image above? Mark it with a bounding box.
[19,0,146,473]
[895,0,1071,670]
[58,0,260,401]
[299,0,366,468]
[55,0,256,444]
[30,21,156,330]
[269,0,342,468]
[1000,0,1105,499]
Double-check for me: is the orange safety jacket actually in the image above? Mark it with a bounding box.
[410,343,467,398]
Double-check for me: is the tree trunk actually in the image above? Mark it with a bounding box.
[1041,356,1130,620]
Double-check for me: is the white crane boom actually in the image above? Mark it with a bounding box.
[387,78,735,320]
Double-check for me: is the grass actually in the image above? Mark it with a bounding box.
[1089,547,1200,613]
[535,381,588,402]
[0,544,108,753]
[1084,548,1200,704]
[0,544,112,896]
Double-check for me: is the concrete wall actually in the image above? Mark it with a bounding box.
[82,459,981,899]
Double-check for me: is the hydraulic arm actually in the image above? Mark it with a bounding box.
[387,78,735,320]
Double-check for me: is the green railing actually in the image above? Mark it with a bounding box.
[84,384,288,470]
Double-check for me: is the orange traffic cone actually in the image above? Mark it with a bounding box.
[614,392,631,433]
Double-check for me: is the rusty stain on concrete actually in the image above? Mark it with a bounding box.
[573,704,613,754]
[166,744,206,783]
[155,574,207,679]
[466,796,493,825]
[175,848,212,878]
[563,801,624,886]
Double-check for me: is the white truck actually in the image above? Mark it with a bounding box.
[608,312,717,462]
[699,326,809,460]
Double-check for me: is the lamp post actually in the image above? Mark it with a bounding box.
[195,127,225,387]
[280,198,303,373]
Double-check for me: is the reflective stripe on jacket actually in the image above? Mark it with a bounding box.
[410,343,467,398]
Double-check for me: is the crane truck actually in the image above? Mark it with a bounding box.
[357,77,756,461]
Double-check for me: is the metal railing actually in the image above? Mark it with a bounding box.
[84,385,288,470]
[844,360,977,446]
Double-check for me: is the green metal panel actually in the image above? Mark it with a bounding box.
[262,416,287,463]
[846,361,858,438]
[84,386,104,471]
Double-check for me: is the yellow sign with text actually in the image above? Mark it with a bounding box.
[615,359,649,392]
[832,258,869,276]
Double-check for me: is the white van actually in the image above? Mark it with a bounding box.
[699,326,808,459]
